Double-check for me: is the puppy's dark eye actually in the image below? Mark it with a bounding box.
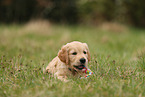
[72,52,77,55]
[83,51,87,54]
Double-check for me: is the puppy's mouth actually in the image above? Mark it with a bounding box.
[73,65,85,70]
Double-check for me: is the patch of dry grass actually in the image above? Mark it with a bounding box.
[21,20,52,35]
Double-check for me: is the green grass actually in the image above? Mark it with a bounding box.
[0,22,145,97]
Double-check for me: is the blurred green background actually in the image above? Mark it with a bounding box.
[0,0,145,27]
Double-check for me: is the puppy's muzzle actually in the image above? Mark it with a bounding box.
[73,58,86,70]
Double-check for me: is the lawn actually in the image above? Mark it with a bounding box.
[0,21,145,97]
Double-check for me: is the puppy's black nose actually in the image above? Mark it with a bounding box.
[80,58,86,63]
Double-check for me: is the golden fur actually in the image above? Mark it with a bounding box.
[46,41,91,82]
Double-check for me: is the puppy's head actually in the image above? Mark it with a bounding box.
[58,41,90,71]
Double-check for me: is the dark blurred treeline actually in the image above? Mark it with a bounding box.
[0,0,145,27]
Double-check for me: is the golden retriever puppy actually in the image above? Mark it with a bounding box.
[46,41,91,82]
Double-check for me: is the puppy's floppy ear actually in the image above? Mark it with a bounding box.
[83,43,91,62]
[58,45,69,65]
